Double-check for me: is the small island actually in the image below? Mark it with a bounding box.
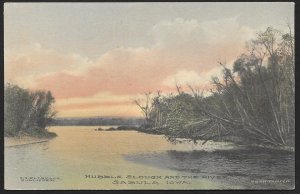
[95,126,139,131]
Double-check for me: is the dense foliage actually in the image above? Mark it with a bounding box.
[136,27,294,147]
[4,84,57,137]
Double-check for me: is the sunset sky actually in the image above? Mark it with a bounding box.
[4,2,294,118]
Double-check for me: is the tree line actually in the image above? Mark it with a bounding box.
[4,83,57,137]
[50,117,144,126]
[135,27,294,148]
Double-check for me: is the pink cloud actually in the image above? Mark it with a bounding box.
[34,42,244,99]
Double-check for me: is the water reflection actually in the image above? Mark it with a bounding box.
[124,148,294,189]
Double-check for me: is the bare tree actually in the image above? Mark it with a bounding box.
[133,92,153,123]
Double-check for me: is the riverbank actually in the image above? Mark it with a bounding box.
[4,136,56,148]
[148,127,294,152]
[95,126,294,152]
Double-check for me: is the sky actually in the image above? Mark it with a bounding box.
[4,2,294,118]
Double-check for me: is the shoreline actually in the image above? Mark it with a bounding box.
[139,130,295,153]
[94,126,295,153]
[4,136,55,148]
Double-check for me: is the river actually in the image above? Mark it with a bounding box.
[5,126,294,190]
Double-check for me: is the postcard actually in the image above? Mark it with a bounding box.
[4,2,295,190]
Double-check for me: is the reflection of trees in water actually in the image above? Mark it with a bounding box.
[166,149,294,177]
[125,149,294,181]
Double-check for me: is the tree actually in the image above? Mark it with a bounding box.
[137,26,294,148]
[4,83,57,137]
[133,92,154,124]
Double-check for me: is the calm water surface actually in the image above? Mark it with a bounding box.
[5,126,294,189]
